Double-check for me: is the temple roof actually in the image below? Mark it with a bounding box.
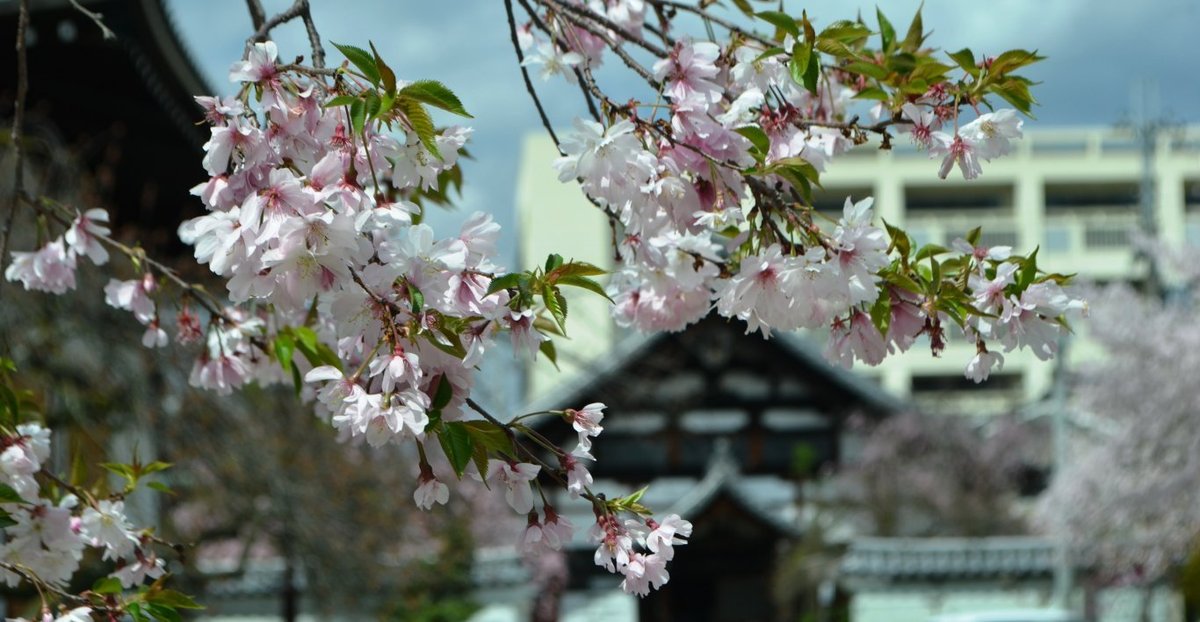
[839,536,1059,584]
[527,314,907,417]
[0,0,213,251]
[527,315,911,480]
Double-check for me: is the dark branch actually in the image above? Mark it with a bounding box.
[244,0,267,30]
[0,0,30,302]
[246,0,323,67]
[68,0,116,40]
[506,0,562,152]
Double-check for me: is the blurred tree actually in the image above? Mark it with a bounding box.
[834,411,1035,538]
[1037,284,1200,619]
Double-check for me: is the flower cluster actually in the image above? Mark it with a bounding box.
[590,512,693,596]
[519,2,1080,382]
[5,209,109,294]
[0,424,164,597]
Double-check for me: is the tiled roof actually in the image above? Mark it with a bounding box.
[840,537,1059,581]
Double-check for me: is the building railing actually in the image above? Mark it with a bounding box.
[1043,210,1137,254]
[905,212,1019,249]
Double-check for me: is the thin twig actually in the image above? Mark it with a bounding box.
[505,0,562,152]
[644,0,774,48]
[68,0,116,40]
[542,0,662,88]
[538,0,669,58]
[276,63,341,78]
[245,0,311,59]
[244,0,267,31]
[296,1,326,69]
[0,0,30,302]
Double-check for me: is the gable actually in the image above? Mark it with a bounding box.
[530,314,908,480]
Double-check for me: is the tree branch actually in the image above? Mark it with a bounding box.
[245,0,324,69]
[643,0,774,48]
[0,0,30,303]
[244,0,267,31]
[505,0,562,152]
[68,0,116,40]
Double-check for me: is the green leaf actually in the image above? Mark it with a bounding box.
[549,261,607,280]
[533,316,565,338]
[948,48,980,77]
[142,461,172,475]
[325,94,358,108]
[990,79,1038,116]
[0,510,16,529]
[965,226,982,247]
[853,87,890,101]
[819,20,871,43]
[331,42,381,85]
[902,3,925,52]
[815,37,857,60]
[292,327,343,372]
[147,481,176,495]
[397,97,441,160]
[624,485,649,506]
[914,243,950,261]
[349,97,366,135]
[439,422,474,478]
[885,52,919,75]
[400,80,473,118]
[870,288,893,336]
[463,420,513,455]
[274,333,295,375]
[0,483,26,504]
[802,43,820,93]
[470,441,490,482]
[0,384,18,427]
[1017,247,1039,290]
[753,46,787,62]
[101,462,135,481]
[431,374,454,411]
[544,253,564,273]
[369,41,397,95]
[755,11,800,39]
[144,604,182,622]
[876,7,896,52]
[146,589,204,610]
[788,42,811,88]
[93,576,124,595]
[556,275,612,302]
[363,90,382,121]
[544,284,568,334]
[539,340,559,370]
[487,273,523,296]
[735,126,771,161]
[882,219,911,258]
[843,61,889,80]
[407,282,424,315]
[988,49,1044,76]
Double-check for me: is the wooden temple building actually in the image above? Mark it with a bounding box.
[511,315,907,622]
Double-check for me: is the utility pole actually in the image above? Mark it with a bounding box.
[1050,331,1073,610]
[1130,80,1166,298]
